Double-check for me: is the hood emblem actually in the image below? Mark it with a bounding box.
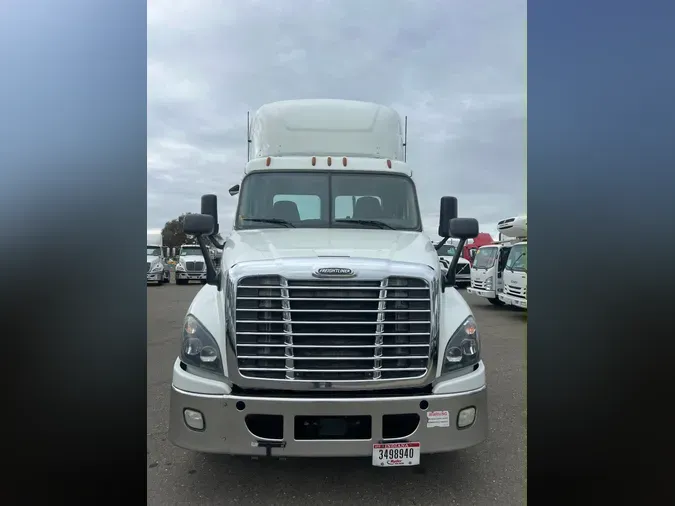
[313,267,356,278]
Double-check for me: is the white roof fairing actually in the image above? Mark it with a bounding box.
[249,99,405,161]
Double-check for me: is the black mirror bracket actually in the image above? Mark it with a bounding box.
[196,236,221,290]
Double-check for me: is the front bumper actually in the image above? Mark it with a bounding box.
[169,372,488,458]
[176,270,207,281]
[146,271,163,282]
[466,287,495,298]
[498,293,527,309]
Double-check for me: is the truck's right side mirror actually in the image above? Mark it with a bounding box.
[228,184,240,196]
[183,214,215,236]
[201,194,219,235]
[442,218,479,291]
[438,196,458,238]
[183,214,221,289]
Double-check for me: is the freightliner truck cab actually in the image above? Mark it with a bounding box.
[168,99,488,467]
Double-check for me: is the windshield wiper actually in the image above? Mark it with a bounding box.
[242,218,296,228]
[335,219,395,230]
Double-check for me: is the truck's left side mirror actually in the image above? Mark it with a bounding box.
[438,196,458,238]
[449,218,479,239]
[229,184,240,196]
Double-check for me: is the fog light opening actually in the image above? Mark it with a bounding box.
[457,407,476,429]
[183,408,205,431]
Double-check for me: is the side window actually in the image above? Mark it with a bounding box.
[273,194,321,220]
[334,195,382,219]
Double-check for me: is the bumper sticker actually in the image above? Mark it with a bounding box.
[426,410,450,428]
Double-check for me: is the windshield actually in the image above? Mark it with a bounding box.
[180,247,201,256]
[473,247,498,269]
[235,171,421,230]
[147,247,161,256]
[505,243,527,272]
[437,245,457,257]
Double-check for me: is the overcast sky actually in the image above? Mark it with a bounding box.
[148,0,526,239]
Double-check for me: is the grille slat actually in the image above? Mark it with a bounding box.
[235,275,432,382]
[185,261,205,272]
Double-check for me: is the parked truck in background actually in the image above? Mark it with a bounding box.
[436,241,471,287]
[466,240,516,306]
[175,244,208,285]
[147,229,171,285]
[496,216,527,309]
[169,99,487,467]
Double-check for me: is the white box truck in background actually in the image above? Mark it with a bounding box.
[496,216,527,309]
[168,99,487,466]
[147,229,170,285]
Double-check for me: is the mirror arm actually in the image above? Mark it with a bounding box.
[208,235,225,250]
[435,236,449,251]
[197,236,221,290]
[442,238,467,293]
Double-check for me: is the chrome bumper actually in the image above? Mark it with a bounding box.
[498,293,527,309]
[466,287,495,298]
[176,271,206,280]
[169,384,487,457]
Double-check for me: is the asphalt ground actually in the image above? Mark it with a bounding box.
[147,279,526,505]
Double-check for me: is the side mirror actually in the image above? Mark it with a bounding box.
[201,194,219,234]
[441,218,480,292]
[183,214,215,236]
[229,184,240,196]
[449,218,479,239]
[182,214,221,289]
[438,196,458,238]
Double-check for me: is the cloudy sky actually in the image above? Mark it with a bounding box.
[148,0,526,239]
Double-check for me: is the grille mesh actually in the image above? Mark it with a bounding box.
[235,275,432,382]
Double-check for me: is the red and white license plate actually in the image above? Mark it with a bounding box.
[372,442,420,467]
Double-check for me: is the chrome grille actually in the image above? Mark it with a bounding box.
[471,279,487,289]
[455,263,470,275]
[235,275,432,382]
[186,261,204,272]
[504,283,526,298]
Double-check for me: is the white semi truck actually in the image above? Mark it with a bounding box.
[496,216,527,309]
[168,99,487,466]
[147,229,170,285]
[175,244,208,285]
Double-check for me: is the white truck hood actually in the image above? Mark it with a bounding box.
[147,255,161,264]
[179,255,204,262]
[222,228,439,270]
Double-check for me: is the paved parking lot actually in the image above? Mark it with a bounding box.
[147,281,526,505]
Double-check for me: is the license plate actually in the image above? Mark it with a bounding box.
[372,442,420,467]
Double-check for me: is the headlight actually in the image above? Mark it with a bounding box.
[441,316,480,375]
[151,262,163,272]
[484,277,493,289]
[180,315,223,374]
[176,263,186,271]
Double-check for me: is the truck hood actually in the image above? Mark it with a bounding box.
[438,255,470,265]
[223,228,439,270]
[178,255,204,262]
